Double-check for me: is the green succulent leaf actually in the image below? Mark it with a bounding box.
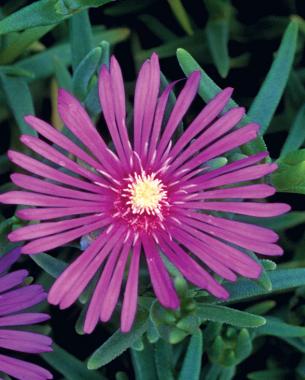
[248,20,299,134]
[0,0,114,34]
[42,343,105,380]
[280,104,305,157]
[131,338,158,380]
[73,46,102,100]
[176,47,267,155]
[221,268,305,304]
[0,73,36,135]
[272,149,305,194]
[197,305,266,328]
[253,316,305,338]
[31,252,67,278]
[69,10,93,72]
[178,329,203,380]
[88,309,149,369]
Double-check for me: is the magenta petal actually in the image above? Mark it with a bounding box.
[133,60,151,154]
[0,191,104,208]
[184,184,276,200]
[17,206,103,221]
[156,71,201,159]
[48,232,111,306]
[169,87,234,159]
[0,313,50,327]
[21,218,112,254]
[140,53,160,159]
[59,228,125,310]
[158,233,229,298]
[100,238,132,322]
[11,173,105,201]
[58,89,121,176]
[20,134,103,183]
[0,270,28,293]
[146,81,177,165]
[9,214,103,242]
[0,353,53,380]
[187,212,279,243]
[99,65,128,165]
[0,330,52,353]
[0,248,21,273]
[24,115,104,170]
[121,240,141,332]
[7,150,104,194]
[179,201,291,217]
[83,239,124,333]
[167,107,245,173]
[142,235,180,309]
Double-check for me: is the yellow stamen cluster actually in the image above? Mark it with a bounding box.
[125,172,167,215]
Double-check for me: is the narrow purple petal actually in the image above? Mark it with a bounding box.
[169,87,233,159]
[109,56,133,160]
[175,123,260,179]
[0,330,52,353]
[180,215,283,255]
[48,232,111,306]
[0,270,28,293]
[178,201,291,217]
[100,238,132,322]
[21,218,112,254]
[133,60,151,154]
[17,206,104,221]
[181,184,276,200]
[9,214,103,242]
[187,212,279,243]
[20,135,104,183]
[0,191,105,208]
[24,115,104,170]
[0,353,53,380]
[58,89,121,176]
[142,235,179,309]
[0,285,46,316]
[171,227,237,281]
[156,71,201,159]
[99,65,129,166]
[11,173,106,201]
[121,240,141,332]
[167,107,245,173]
[170,220,263,276]
[7,150,104,194]
[158,233,229,299]
[140,53,160,159]
[84,238,125,333]
[188,164,277,191]
[0,313,50,327]
[0,248,21,274]
[146,81,177,166]
[59,228,125,310]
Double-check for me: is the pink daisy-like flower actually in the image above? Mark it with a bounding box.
[0,248,52,380]
[0,53,289,333]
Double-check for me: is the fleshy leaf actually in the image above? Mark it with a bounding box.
[248,20,299,134]
[178,329,203,380]
[42,343,105,380]
[87,309,149,369]
[176,47,267,155]
[0,0,114,34]
[197,305,266,328]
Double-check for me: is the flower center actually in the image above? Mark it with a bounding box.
[125,171,167,215]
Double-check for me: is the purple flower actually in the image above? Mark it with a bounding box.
[0,248,52,380]
[0,54,290,333]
